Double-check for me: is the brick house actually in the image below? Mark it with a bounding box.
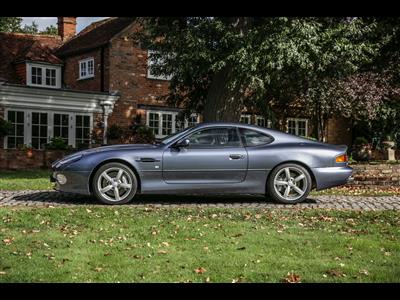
[0,16,352,155]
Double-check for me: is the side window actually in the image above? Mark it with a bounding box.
[187,128,241,148]
[239,128,273,146]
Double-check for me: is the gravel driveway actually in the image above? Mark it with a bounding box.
[0,190,400,210]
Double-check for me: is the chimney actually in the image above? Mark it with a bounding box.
[57,17,77,41]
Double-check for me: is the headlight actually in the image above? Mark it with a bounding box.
[54,154,83,168]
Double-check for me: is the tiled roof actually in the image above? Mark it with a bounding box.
[0,32,62,83]
[56,17,136,56]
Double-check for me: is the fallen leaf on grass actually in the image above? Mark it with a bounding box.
[161,242,170,247]
[157,250,168,254]
[2,238,13,245]
[359,269,369,276]
[326,269,345,277]
[194,267,207,274]
[0,271,6,275]
[282,272,301,283]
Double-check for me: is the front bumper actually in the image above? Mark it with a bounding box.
[51,170,91,195]
[312,166,353,190]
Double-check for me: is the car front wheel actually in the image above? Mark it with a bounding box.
[267,163,312,204]
[92,162,137,205]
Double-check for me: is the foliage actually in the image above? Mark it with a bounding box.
[45,137,71,151]
[129,125,155,144]
[106,124,124,140]
[137,18,384,127]
[0,17,23,33]
[0,118,13,137]
[354,137,369,146]
[0,206,399,282]
[0,17,58,35]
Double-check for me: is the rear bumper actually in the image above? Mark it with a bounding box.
[312,166,353,190]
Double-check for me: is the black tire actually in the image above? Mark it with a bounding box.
[266,163,312,204]
[92,162,137,205]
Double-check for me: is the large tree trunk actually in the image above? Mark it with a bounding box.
[202,17,253,123]
[202,66,243,122]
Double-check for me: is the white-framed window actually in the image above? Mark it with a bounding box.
[6,110,25,149]
[240,114,251,124]
[4,109,92,149]
[75,115,91,147]
[146,111,199,138]
[147,50,172,81]
[53,113,69,145]
[287,118,308,137]
[79,58,95,80]
[255,116,265,127]
[27,63,61,88]
[31,112,48,150]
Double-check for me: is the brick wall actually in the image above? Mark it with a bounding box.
[0,149,68,170]
[350,163,400,186]
[107,26,170,128]
[62,48,107,92]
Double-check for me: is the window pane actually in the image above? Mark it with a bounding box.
[40,113,47,125]
[162,114,172,136]
[62,115,69,126]
[83,116,90,127]
[76,115,82,127]
[16,137,24,148]
[76,128,82,139]
[54,126,60,137]
[32,113,39,124]
[16,124,24,136]
[83,128,90,139]
[17,112,24,123]
[40,125,47,137]
[32,138,39,149]
[188,128,241,148]
[54,114,60,124]
[8,137,15,149]
[148,113,159,135]
[8,111,15,122]
[240,128,273,146]
[61,127,68,138]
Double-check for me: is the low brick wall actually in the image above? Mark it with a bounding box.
[0,149,68,170]
[350,163,400,187]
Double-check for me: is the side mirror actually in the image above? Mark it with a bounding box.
[174,138,190,148]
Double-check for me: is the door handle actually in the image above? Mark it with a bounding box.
[229,154,244,160]
[135,157,160,162]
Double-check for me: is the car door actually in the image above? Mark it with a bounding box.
[162,126,248,184]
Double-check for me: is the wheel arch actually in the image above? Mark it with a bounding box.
[88,159,142,195]
[266,160,317,190]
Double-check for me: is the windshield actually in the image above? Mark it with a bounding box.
[156,126,195,145]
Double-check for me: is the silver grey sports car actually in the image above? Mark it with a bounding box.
[51,122,353,205]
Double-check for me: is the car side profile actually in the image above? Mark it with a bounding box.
[51,122,353,205]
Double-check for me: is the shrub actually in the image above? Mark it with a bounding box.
[45,137,71,150]
[0,118,12,137]
[131,125,155,144]
[107,124,124,140]
[354,137,369,146]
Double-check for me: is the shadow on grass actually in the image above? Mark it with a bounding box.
[9,191,318,206]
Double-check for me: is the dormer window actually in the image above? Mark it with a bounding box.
[27,63,61,88]
[79,58,94,79]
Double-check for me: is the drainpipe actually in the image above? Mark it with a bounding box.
[101,102,112,145]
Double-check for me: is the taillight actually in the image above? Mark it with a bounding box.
[335,154,348,163]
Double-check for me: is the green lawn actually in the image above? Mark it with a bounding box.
[0,207,399,282]
[0,169,52,191]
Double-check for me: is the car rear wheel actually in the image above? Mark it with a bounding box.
[93,162,137,205]
[267,163,311,204]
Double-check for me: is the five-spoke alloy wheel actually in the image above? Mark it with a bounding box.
[93,162,137,205]
[267,163,312,204]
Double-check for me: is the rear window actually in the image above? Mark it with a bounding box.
[239,128,274,146]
